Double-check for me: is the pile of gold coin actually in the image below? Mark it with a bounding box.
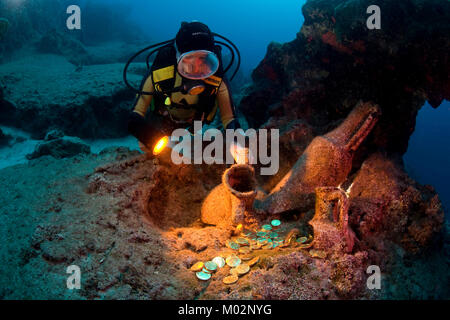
[191,220,315,284]
[227,220,313,253]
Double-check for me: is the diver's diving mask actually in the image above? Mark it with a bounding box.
[177,50,219,80]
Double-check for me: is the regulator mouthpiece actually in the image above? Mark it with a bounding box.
[183,80,206,95]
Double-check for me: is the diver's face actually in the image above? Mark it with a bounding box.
[177,50,219,80]
[181,56,208,75]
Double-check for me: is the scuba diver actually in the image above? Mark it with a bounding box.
[125,21,249,163]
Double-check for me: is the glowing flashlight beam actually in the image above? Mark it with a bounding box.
[153,136,169,155]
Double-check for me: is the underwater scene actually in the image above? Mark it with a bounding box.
[0,0,449,301]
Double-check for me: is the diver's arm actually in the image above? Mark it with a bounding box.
[127,75,155,147]
[216,78,241,130]
[216,78,252,164]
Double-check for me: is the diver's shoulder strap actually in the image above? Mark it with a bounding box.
[151,45,177,94]
[131,68,152,111]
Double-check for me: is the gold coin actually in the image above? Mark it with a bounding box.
[262,243,273,250]
[223,275,239,285]
[235,263,250,275]
[257,238,268,245]
[190,262,204,272]
[239,247,251,255]
[241,254,253,261]
[205,261,218,272]
[212,256,225,268]
[297,237,308,244]
[251,243,262,250]
[226,240,240,250]
[271,219,281,227]
[226,255,241,268]
[248,256,260,267]
[230,267,239,276]
[196,271,211,281]
[202,267,212,274]
[243,230,253,237]
[236,237,249,246]
[284,229,300,243]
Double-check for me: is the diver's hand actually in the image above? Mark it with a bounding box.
[229,142,252,165]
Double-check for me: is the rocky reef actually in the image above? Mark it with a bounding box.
[0,54,144,139]
[0,0,149,140]
[239,0,449,252]
[241,0,449,154]
[0,0,449,300]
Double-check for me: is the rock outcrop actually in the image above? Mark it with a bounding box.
[238,0,448,255]
[240,0,450,155]
[0,54,145,139]
[26,131,91,160]
[36,29,93,66]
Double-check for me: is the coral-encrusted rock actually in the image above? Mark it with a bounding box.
[239,0,448,256]
[26,136,90,160]
[240,0,450,155]
[330,251,369,298]
[0,54,142,139]
[349,153,444,253]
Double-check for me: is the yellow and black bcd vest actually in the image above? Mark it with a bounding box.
[151,44,224,123]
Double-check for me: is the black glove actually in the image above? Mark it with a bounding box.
[128,112,159,148]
